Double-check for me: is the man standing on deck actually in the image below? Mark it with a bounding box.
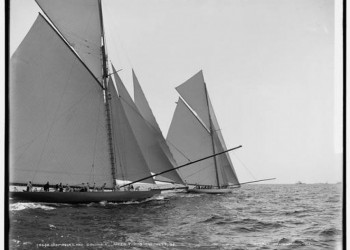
[44,181,50,192]
[26,181,32,192]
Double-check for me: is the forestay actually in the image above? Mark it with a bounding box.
[10,15,113,188]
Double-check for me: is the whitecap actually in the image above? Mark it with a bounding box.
[10,202,56,211]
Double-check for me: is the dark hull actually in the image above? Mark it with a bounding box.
[10,190,161,204]
[187,188,234,194]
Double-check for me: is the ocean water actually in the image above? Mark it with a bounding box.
[8,184,342,249]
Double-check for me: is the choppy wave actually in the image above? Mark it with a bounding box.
[177,193,203,198]
[10,202,56,211]
[320,228,342,237]
[9,184,342,249]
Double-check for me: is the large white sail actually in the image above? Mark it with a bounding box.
[112,66,184,184]
[167,98,219,186]
[35,0,103,81]
[108,79,155,184]
[175,70,210,130]
[10,15,113,187]
[133,70,184,183]
[209,98,240,185]
[133,70,162,135]
[168,71,240,187]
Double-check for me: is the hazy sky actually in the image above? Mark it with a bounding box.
[9,0,342,184]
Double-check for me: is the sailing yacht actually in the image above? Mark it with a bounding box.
[9,0,183,203]
[167,71,241,194]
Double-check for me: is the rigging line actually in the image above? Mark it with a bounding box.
[102,5,133,68]
[118,95,198,166]
[165,139,191,162]
[120,145,242,188]
[89,164,95,184]
[111,93,126,182]
[14,138,39,163]
[183,158,216,179]
[204,82,220,187]
[91,94,105,180]
[232,152,256,180]
[118,95,193,171]
[106,85,119,182]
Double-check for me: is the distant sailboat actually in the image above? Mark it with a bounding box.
[167,71,241,194]
[9,0,184,203]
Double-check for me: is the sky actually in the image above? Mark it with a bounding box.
[9,0,342,184]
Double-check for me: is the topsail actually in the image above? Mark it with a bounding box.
[35,0,104,81]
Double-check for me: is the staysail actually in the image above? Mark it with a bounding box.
[167,71,240,186]
[209,97,240,185]
[107,78,155,184]
[35,0,103,81]
[112,66,184,184]
[10,14,113,187]
[133,70,162,135]
[133,70,184,183]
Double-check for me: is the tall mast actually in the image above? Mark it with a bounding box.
[98,0,117,187]
[204,83,220,188]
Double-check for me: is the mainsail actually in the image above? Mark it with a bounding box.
[10,14,113,187]
[10,0,171,189]
[167,71,240,187]
[113,66,184,184]
[167,98,218,186]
